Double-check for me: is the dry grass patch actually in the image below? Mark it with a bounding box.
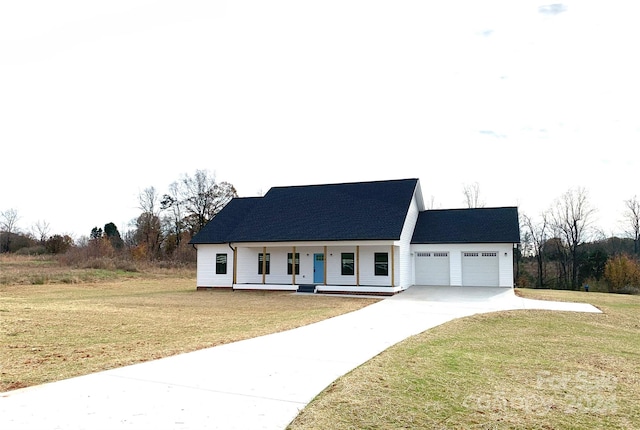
[289,289,640,429]
[0,254,146,285]
[0,257,377,392]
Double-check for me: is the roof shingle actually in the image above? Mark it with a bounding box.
[411,207,520,244]
[190,178,419,244]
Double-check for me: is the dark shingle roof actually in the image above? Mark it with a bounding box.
[411,207,520,244]
[189,197,262,244]
[190,178,419,244]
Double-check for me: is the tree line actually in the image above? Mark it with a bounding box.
[0,169,237,263]
[2,178,639,293]
[518,188,640,293]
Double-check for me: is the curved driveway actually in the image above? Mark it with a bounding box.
[0,286,600,430]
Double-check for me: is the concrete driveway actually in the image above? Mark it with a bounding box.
[0,286,600,430]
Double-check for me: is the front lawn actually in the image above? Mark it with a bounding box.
[0,265,377,392]
[288,289,640,429]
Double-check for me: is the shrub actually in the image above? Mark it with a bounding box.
[15,245,47,255]
[31,275,48,285]
[45,235,74,254]
[115,259,138,272]
[604,254,640,293]
[515,272,535,288]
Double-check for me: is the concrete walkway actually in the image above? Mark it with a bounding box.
[0,287,600,430]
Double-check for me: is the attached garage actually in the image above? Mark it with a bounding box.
[411,207,520,288]
[462,251,499,286]
[415,251,450,285]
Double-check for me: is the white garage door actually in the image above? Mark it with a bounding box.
[415,252,450,285]
[462,252,499,286]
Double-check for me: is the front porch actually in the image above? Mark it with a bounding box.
[231,242,401,290]
[230,282,402,296]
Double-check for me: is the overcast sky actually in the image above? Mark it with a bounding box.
[1,1,639,240]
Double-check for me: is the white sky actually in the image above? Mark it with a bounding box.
[1,1,639,239]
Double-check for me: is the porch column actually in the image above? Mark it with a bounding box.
[292,246,296,285]
[323,245,327,285]
[262,246,267,284]
[356,245,360,286]
[391,245,395,288]
[232,246,237,285]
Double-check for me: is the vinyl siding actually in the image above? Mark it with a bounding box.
[410,243,514,287]
[397,189,421,289]
[231,243,397,287]
[326,246,358,286]
[195,244,233,287]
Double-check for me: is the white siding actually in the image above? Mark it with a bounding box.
[358,245,394,286]
[396,188,422,290]
[236,247,259,284]
[236,247,318,285]
[198,241,515,289]
[196,244,233,287]
[232,243,397,288]
[235,246,340,285]
[326,246,358,286]
[410,243,514,287]
[301,248,323,283]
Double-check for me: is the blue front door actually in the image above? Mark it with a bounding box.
[313,253,325,283]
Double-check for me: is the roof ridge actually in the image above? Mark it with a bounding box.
[267,177,418,191]
[424,206,518,212]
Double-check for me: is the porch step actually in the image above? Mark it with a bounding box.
[297,284,316,294]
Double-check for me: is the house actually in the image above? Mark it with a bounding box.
[189,178,520,295]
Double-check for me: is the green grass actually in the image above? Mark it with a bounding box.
[288,290,640,429]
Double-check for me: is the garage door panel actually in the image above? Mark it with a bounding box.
[416,252,450,285]
[462,252,498,286]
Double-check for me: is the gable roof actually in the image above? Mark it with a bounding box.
[190,178,419,244]
[411,207,520,244]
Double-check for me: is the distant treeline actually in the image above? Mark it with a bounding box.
[0,169,237,263]
[518,188,640,294]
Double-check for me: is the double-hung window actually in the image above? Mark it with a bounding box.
[341,253,354,275]
[287,253,300,275]
[374,252,389,276]
[258,253,270,274]
[215,253,227,274]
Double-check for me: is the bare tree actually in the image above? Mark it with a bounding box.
[623,195,640,255]
[161,181,185,249]
[426,195,438,210]
[32,220,51,244]
[463,182,485,208]
[136,187,164,259]
[550,187,596,289]
[1,208,20,252]
[138,186,160,216]
[522,212,550,288]
[180,170,238,234]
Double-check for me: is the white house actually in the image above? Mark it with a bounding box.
[189,178,520,295]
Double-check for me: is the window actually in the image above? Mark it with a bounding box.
[341,253,354,275]
[374,253,388,276]
[215,253,227,274]
[258,253,270,274]
[287,253,300,275]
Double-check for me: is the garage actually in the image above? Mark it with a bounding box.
[462,251,499,286]
[415,251,450,285]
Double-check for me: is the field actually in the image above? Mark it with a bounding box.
[288,289,640,429]
[0,255,377,392]
[3,255,639,428]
